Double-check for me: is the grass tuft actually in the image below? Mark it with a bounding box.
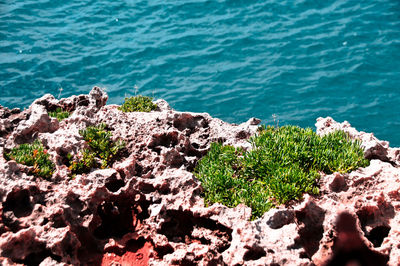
[48,107,70,121]
[4,140,55,179]
[195,125,369,219]
[118,95,157,112]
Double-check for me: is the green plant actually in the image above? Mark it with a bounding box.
[118,95,157,112]
[79,123,125,168]
[195,126,369,219]
[68,123,125,175]
[195,143,274,218]
[4,140,55,179]
[49,107,70,121]
[67,149,97,175]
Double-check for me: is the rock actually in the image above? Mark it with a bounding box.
[0,105,26,139]
[320,172,348,193]
[0,256,24,266]
[1,88,400,265]
[5,104,59,148]
[154,99,171,111]
[264,208,295,229]
[88,86,108,110]
[315,117,395,163]
[32,94,59,109]
[0,228,40,261]
[246,117,261,126]
[319,212,388,266]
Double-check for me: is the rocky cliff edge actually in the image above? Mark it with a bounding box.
[0,87,399,265]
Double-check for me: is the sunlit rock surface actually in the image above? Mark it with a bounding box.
[0,87,399,265]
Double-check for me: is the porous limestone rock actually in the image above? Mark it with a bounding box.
[1,87,399,265]
[316,116,400,165]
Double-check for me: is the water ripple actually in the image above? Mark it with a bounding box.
[0,0,399,146]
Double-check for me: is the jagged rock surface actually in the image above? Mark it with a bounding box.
[0,88,399,265]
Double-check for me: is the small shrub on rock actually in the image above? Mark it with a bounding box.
[4,140,55,179]
[48,107,70,121]
[118,96,157,112]
[195,125,369,219]
[68,123,125,175]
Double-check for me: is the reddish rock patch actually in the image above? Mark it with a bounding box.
[101,240,153,266]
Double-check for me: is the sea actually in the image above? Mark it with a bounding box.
[1,0,399,147]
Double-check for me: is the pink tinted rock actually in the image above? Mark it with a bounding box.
[113,155,137,178]
[322,211,388,266]
[327,172,348,192]
[39,257,68,266]
[154,99,171,111]
[0,257,24,266]
[316,116,394,162]
[2,88,400,265]
[5,104,59,148]
[263,208,295,229]
[0,228,40,261]
[388,147,400,165]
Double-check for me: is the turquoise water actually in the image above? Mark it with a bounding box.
[1,0,399,146]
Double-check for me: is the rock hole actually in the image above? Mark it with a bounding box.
[153,146,162,155]
[179,258,197,266]
[215,137,226,144]
[137,182,156,193]
[207,258,224,265]
[158,183,170,195]
[154,244,174,259]
[135,162,143,176]
[3,189,33,218]
[266,210,295,229]
[366,226,391,248]
[356,207,375,228]
[173,113,200,131]
[243,246,266,261]
[76,226,102,264]
[162,148,185,168]
[14,247,61,266]
[356,205,394,248]
[186,144,203,157]
[115,147,130,162]
[93,196,150,239]
[235,130,249,140]
[191,142,200,149]
[58,149,72,165]
[158,210,232,253]
[1,212,20,233]
[294,201,325,258]
[40,218,49,226]
[51,213,67,228]
[76,96,89,106]
[149,132,179,148]
[325,212,389,266]
[66,195,84,213]
[299,251,309,259]
[105,175,125,192]
[125,237,147,252]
